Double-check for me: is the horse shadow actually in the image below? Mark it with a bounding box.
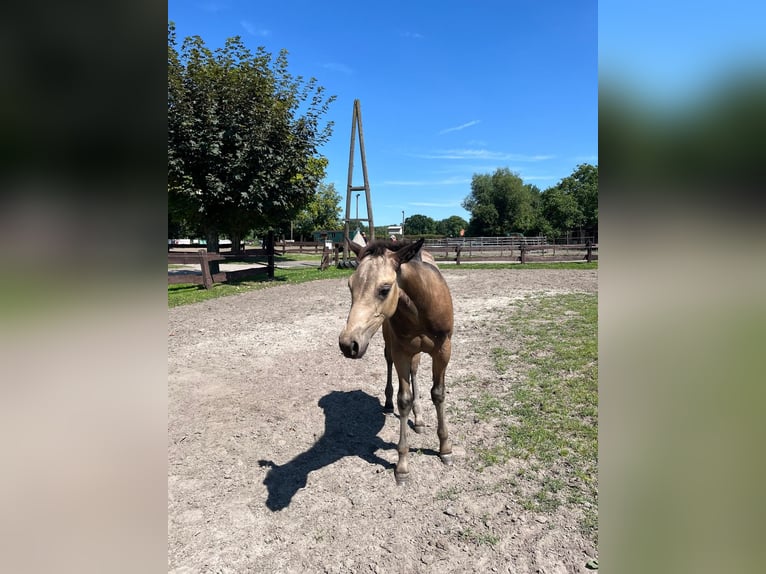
[257,389,396,511]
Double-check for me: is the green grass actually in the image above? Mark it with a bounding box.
[471,292,598,538]
[224,252,323,263]
[457,527,500,547]
[169,261,594,307]
[168,266,354,307]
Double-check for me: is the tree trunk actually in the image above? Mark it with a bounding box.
[230,231,242,254]
[206,228,220,275]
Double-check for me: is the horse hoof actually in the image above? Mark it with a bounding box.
[394,471,410,486]
[383,406,395,415]
[440,453,454,466]
[413,423,425,434]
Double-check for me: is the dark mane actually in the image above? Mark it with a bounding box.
[358,239,414,260]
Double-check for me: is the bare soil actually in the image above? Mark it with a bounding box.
[168,268,598,573]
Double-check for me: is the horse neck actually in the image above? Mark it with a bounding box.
[395,261,432,310]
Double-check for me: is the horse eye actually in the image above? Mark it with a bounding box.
[378,285,391,298]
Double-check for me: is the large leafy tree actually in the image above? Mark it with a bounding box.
[403,214,437,235]
[540,163,598,240]
[436,215,469,237]
[539,186,582,241]
[168,22,336,254]
[462,168,540,236]
[292,182,342,240]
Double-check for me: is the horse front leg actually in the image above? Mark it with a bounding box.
[392,352,413,485]
[410,352,425,434]
[383,343,395,414]
[431,338,453,466]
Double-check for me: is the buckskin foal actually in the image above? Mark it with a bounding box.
[339,238,454,484]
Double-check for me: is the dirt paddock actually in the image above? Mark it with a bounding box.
[168,268,598,573]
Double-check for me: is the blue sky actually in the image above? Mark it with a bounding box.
[599,0,766,106]
[169,1,598,227]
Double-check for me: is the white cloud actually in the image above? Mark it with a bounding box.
[438,120,481,135]
[409,201,462,207]
[401,31,424,39]
[198,2,225,13]
[240,20,270,37]
[416,149,554,161]
[382,177,471,186]
[322,62,354,74]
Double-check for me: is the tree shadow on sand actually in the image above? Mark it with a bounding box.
[257,389,407,511]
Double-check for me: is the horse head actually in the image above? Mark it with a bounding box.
[338,238,424,359]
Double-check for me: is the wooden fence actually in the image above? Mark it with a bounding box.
[430,242,598,264]
[168,231,280,288]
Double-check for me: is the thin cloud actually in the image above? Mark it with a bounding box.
[401,31,424,39]
[409,200,462,207]
[417,149,554,161]
[322,62,354,75]
[522,175,557,181]
[240,20,270,37]
[382,177,471,186]
[438,120,481,135]
[198,2,225,13]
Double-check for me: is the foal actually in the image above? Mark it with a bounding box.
[339,238,454,484]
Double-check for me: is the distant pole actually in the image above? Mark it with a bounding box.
[356,193,360,226]
[401,210,405,235]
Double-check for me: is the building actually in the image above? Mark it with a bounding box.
[312,230,346,243]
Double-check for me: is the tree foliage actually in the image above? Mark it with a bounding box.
[436,215,469,237]
[291,182,343,240]
[462,168,541,236]
[403,214,437,235]
[168,22,336,251]
[462,164,598,239]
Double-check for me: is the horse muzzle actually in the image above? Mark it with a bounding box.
[339,331,370,359]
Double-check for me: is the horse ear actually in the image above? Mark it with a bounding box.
[395,238,425,265]
[347,239,362,256]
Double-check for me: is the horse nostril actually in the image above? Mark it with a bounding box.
[351,341,359,357]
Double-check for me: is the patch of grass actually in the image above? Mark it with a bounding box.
[224,252,323,263]
[490,347,514,373]
[458,527,500,547]
[470,391,510,422]
[467,292,598,539]
[168,266,354,307]
[435,486,461,501]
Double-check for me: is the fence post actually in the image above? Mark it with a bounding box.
[267,230,275,279]
[198,249,214,289]
[520,244,527,264]
[455,245,462,265]
[586,239,593,263]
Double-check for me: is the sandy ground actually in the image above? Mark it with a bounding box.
[168,268,598,573]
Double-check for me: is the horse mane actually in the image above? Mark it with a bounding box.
[358,239,414,260]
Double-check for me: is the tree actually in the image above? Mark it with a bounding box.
[292,182,343,240]
[403,214,437,235]
[462,168,540,236]
[540,186,582,241]
[168,22,336,258]
[436,215,469,237]
[540,163,598,240]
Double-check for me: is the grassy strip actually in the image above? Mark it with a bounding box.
[471,292,598,537]
[168,266,354,307]
[169,261,595,307]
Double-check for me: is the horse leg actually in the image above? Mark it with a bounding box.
[431,338,453,466]
[383,343,395,414]
[410,352,426,434]
[392,351,413,485]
